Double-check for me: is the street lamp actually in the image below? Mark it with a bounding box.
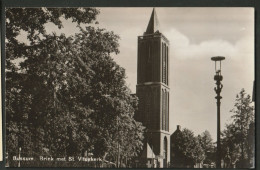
[211,56,225,168]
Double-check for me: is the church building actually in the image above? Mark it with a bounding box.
[135,8,170,168]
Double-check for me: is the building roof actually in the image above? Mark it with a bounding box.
[141,143,155,159]
[171,125,182,139]
[145,8,160,35]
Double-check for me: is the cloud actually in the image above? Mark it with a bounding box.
[164,28,254,139]
[165,28,253,61]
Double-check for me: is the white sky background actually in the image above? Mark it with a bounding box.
[17,7,254,141]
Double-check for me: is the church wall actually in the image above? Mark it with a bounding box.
[160,85,170,131]
[147,132,161,156]
[136,84,162,130]
[137,36,162,84]
[159,133,170,167]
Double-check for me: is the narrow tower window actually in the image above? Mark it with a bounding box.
[166,46,168,85]
[163,137,168,167]
[162,89,165,130]
[163,43,166,84]
[162,42,164,82]
[146,43,152,82]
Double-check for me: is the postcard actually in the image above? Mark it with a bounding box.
[5,7,255,168]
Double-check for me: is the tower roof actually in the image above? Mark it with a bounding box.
[145,8,160,35]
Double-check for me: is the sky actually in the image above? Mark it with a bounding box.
[17,7,254,141]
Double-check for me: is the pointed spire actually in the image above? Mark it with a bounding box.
[145,8,160,35]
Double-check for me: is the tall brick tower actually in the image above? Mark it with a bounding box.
[136,8,170,168]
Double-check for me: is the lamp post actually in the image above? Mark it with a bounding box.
[211,56,225,168]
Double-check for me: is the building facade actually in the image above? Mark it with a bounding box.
[135,8,170,168]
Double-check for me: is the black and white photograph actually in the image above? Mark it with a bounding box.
[5,7,255,168]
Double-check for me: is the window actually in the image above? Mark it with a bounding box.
[163,137,167,167]
[162,43,167,84]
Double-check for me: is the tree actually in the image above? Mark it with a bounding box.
[221,88,254,168]
[6,8,99,71]
[221,124,241,167]
[6,7,144,166]
[72,27,144,164]
[6,7,100,159]
[172,128,205,168]
[198,130,215,164]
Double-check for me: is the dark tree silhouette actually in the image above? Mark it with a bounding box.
[6,7,144,167]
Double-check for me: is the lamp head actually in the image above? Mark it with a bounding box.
[211,56,225,74]
[211,56,225,61]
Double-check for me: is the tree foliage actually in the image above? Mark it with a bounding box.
[172,128,205,167]
[198,130,215,164]
[6,7,144,167]
[221,88,254,168]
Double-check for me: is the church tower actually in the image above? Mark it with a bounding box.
[136,8,170,168]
